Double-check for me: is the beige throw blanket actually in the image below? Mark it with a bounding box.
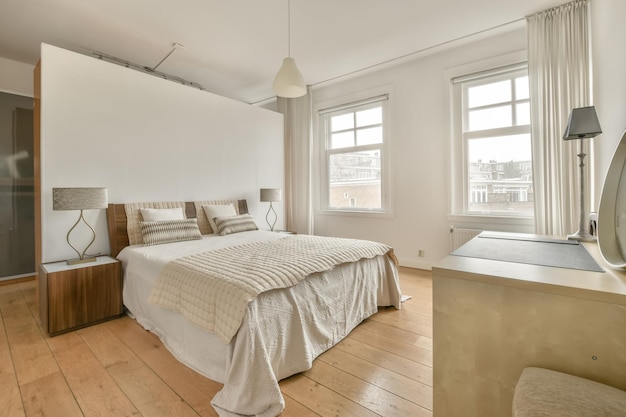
[148,234,394,343]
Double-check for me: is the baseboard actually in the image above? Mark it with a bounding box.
[0,274,36,286]
[397,257,432,271]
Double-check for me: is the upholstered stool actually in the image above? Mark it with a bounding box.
[513,367,626,416]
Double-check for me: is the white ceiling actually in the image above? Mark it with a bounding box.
[0,0,566,104]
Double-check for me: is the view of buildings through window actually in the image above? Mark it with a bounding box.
[323,99,387,211]
[463,67,534,216]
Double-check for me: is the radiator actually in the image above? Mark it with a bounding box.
[449,227,482,252]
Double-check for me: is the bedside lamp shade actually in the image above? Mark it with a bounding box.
[260,188,282,203]
[53,187,108,264]
[53,187,108,211]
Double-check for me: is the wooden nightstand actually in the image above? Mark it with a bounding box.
[39,256,123,336]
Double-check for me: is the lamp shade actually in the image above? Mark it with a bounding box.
[272,57,306,98]
[260,188,282,202]
[563,106,602,140]
[53,187,108,210]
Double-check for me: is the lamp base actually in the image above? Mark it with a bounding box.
[66,256,97,266]
[265,202,277,232]
[567,230,597,242]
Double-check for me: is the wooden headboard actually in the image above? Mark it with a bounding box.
[106,199,249,257]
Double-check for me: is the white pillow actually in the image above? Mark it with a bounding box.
[141,207,185,222]
[203,204,236,233]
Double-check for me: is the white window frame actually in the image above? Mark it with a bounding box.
[445,51,535,231]
[315,91,392,215]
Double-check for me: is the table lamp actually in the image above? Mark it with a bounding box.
[52,187,108,264]
[260,188,281,231]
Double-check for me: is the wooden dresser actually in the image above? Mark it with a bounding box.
[432,239,626,417]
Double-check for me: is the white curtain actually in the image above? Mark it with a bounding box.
[527,0,593,236]
[277,86,314,234]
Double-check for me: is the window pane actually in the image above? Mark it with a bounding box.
[331,113,354,132]
[515,76,529,100]
[331,131,354,149]
[468,105,512,131]
[467,133,533,215]
[329,150,381,209]
[468,80,511,108]
[356,107,382,127]
[468,134,531,163]
[516,102,530,126]
[357,126,382,146]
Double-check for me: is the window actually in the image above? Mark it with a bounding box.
[319,95,389,212]
[453,65,534,218]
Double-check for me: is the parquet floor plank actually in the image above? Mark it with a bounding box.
[280,395,321,417]
[46,331,140,417]
[336,335,433,385]
[0,306,25,417]
[19,371,84,417]
[280,374,380,417]
[303,361,432,417]
[104,318,221,417]
[368,308,433,337]
[318,347,433,410]
[1,283,82,417]
[79,323,200,417]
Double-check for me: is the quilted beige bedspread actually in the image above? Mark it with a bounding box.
[148,234,394,343]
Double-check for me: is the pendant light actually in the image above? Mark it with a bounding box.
[272,0,306,98]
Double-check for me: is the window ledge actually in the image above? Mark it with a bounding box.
[317,209,394,219]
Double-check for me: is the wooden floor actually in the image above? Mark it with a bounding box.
[0,267,432,417]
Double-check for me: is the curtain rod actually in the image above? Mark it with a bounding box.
[315,17,527,88]
[318,93,389,115]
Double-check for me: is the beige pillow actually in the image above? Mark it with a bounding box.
[140,219,202,246]
[214,214,258,236]
[140,207,185,222]
[203,204,236,233]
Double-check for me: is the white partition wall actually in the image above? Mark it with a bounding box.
[39,44,283,263]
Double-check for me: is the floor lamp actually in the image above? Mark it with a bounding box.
[562,106,602,241]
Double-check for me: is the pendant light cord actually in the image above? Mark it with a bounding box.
[287,0,291,57]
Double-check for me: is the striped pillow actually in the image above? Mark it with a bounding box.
[214,214,258,236]
[140,219,202,246]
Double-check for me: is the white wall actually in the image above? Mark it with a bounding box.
[311,28,529,269]
[40,44,284,263]
[592,0,626,211]
[0,56,34,97]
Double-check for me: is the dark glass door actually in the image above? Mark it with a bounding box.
[0,92,34,280]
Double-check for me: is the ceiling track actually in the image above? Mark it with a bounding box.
[92,44,205,91]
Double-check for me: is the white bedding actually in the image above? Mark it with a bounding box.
[118,230,402,417]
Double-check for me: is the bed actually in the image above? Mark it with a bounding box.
[106,199,402,417]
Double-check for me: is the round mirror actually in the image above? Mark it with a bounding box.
[598,128,626,267]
